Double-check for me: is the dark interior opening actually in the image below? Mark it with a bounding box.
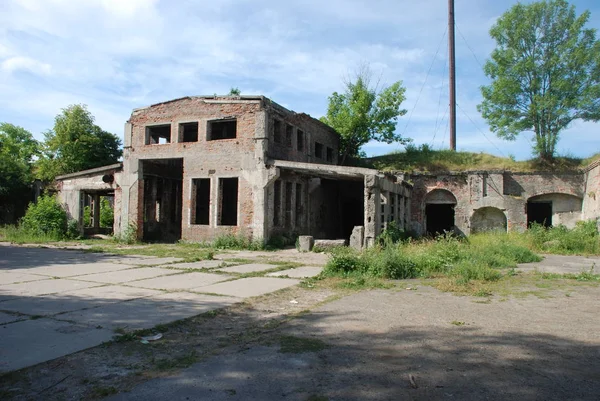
[208,120,237,140]
[339,181,364,241]
[181,122,199,142]
[142,158,183,242]
[311,179,363,241]
[527,201,552,228]
[285,181,293,227]
[273,120,282,143]
[193,178,210,225]
[295,183,303,226]
[273,180,281,226]
[297,130,304,151]
[315,142,323,159]
[146,124,171,145]
[426,204,455,235]
[326,147,333,162]
[285,124,293,147]
[219,177,238,226]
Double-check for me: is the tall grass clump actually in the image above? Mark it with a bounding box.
[525,221,599,255]
[212,232,265,250]
[323,231,541,285]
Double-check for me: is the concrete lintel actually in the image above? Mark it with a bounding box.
[55,163,123,181]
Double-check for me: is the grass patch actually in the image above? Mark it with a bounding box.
[279,335,329,354]
[153,350,198,371]
[450,320,466,326]
[524,220,600,255]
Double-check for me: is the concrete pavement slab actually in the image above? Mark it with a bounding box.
[26,262,134,278]
[117,257,184,266]
[127,272,232,291]
[219,263,279,274]
[0,318,113,373]
[266,266,323,278]
[0,279,102,301]
[0,271,50,285]
[71,268,178,284]
[169,260,230,269]
[0,311,25,325]
[517,254,600,274]
[195,277,300,298]
[0,286,164,316]
[57,293,240,331]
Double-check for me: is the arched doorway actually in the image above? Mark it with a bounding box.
[527,193,583,228]
[425,189,457,235]
[471,207,507,234]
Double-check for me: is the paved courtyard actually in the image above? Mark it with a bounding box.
[0,244,322,373]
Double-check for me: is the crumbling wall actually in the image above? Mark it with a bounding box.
[583,161,600,222]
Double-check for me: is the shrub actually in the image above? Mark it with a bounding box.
[20,196,67,238]
[99,197,114,228]
[323,247,364,275]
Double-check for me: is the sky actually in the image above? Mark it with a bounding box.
[1,0,599,161]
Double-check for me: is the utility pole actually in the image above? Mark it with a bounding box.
[448,0,457,150]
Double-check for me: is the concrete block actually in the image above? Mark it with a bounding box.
[127,272,232,290]
[314,239,346,249]
[219,264,278,274]
[298,236,314,252]
[0,272,48,285]
[116,257,184,266]
[58,292,240,331]
[0,311,24,325]
[72,267,179,284]
[0,318,113,373]
[0,279,101,301]
[170,260,228,269]
[266,266,323,278]
[349,226,364,250]
[25,262,133,278]
[195,277,299,298]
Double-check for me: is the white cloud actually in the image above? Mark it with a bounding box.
[1,56,51,75]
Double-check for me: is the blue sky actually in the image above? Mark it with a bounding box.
[1,0,599,160]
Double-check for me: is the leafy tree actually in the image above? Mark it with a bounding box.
[228,87,241,96]
[320,67,408,164]
[0,123,39,222]
[478,0,600,161]
[37,105,122,181]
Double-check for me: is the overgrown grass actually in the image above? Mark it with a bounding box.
[523,220,600,255]
[0,224,66,243]
[366,145,600,173]
[322,232,542,286]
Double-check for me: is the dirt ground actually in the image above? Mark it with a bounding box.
[1,265,599,401]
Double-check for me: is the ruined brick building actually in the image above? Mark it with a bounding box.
[56,96,411,247]
[56,95,599,244]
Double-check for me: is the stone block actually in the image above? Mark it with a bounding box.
[314,239,346,250]
[298,236,314,252]
[349,226,364,250]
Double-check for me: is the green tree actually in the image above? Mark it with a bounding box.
[37,105,122,181]
[478,0,600,161]
[0,123,39,222]
[228,87,241,96]
[320,67,408,164]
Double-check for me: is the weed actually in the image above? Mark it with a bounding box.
[91,386,118,397]
[154,350,198,370]
[450,321,466,326]
[279,335,329,354]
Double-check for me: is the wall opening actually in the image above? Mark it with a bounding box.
[527,201,552,227]
[180,122,199,142]
[81,192,114,235]
[218,177,238,226]
[207,119,236,140]
[141,158,183,242]
[295,183,303,227]
[285,181,293,227]
[192,178,210,225]
[326,147,333,162]
[273,180,281,226]
[471,207,507,234]
[146,124,171,145]
[297,130,304,151]
[273,120,282,143]
[315,142,323,159]
[285,124,293,147]
[425,189,457,236]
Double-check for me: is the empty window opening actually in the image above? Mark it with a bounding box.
[274,180,281,226]
[193,178,210,225]
[180,122,199,142]
[315,142,324,159]
[218,178,238,226]
[208,119,237,140]
[426,204,455,236]
[285,181,293,227]
[326,147,334,162]
[273,119,282,143]
[297,130,304,151]
[295,183,302,227]
[527,201,552,228]
[285,124,293,147]
[146,124,171,145]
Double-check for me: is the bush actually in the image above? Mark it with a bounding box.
[525,220,599,255]
[323,247,365,275]
[99,197,114,228]
[20,196,67,239]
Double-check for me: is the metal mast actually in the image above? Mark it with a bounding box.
[448,0,457,150]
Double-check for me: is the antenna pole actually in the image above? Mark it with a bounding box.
[448,0,457,151]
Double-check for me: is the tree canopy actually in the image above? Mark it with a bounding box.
[36,104,122,181]
[320,68,408,164]
[478,0,600,161]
